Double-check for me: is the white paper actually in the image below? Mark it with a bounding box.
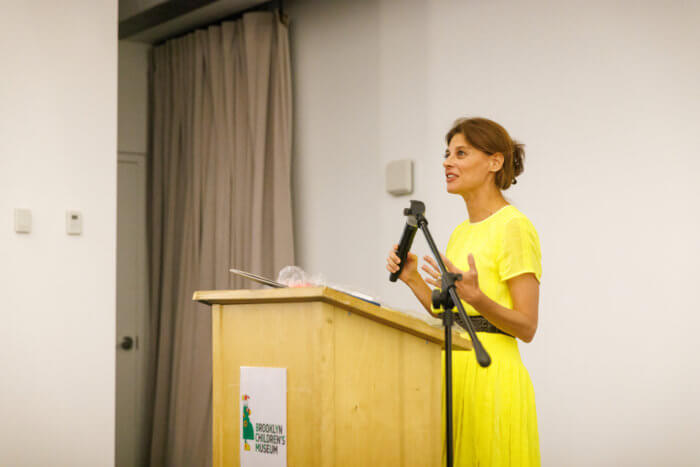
[240,367,287,467]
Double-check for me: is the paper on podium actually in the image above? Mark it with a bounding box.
[230,268,284,288]
[229,268,380,306]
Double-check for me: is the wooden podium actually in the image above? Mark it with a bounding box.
[194,287,471,467]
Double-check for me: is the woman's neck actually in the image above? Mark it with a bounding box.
[461,185,508,223]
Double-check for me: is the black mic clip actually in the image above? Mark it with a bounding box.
[403,200,426,222]
[432,272,475,332]
[430,272,462,311]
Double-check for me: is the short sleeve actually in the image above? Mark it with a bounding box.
[498,217,542,282]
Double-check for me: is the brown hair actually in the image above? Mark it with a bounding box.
[445,117,525,190]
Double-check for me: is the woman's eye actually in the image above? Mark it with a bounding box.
[457,150,466,156]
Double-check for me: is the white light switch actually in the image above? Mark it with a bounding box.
[14,209,32,233]
[66,210,82,235]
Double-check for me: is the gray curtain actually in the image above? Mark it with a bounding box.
[147,11,294,466]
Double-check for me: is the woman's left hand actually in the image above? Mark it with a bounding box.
[422,253,484,305]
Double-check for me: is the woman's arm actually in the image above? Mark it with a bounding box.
[422,254,540,342]
[404,274,440,317]
[471,273,539,342]
[386,246,439,318]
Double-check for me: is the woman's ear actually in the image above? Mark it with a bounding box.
[490,152,504,172]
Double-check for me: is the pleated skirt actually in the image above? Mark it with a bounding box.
[442,333,540,466]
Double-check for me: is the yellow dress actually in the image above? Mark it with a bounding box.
[437,205,542,466]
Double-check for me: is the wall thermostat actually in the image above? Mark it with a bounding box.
[385,159,414,196]
[66,211,83,235]
[14,208,32,234]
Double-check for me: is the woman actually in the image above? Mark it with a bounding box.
[386,117,542,466]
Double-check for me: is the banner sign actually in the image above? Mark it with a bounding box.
[240,367,287,467]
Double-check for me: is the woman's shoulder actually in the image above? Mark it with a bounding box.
[498,206,541,248]
[501,205,537,228]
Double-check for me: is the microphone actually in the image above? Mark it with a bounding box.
[389,214,418,282]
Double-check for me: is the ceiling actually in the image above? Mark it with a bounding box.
[119,0,270,43]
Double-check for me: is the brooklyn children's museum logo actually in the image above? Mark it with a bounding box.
[242,394,286,455]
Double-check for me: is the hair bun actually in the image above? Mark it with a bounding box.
[512,141,525,178]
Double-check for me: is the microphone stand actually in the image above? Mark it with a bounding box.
[400,200,491,467]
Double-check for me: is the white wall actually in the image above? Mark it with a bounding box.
[0,2,117,466]
[289,0,385,293]
[288,0,700,465]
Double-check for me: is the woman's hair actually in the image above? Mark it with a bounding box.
[445,117,525,190]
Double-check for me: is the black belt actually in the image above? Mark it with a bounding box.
[453,313,512,336]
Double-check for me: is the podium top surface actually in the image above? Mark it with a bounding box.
[193,286,471,351]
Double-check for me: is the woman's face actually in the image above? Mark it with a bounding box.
[443,133,497,195]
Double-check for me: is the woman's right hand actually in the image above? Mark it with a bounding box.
[386,244,419,284]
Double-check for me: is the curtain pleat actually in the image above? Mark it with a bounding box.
[147,11,294,466]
